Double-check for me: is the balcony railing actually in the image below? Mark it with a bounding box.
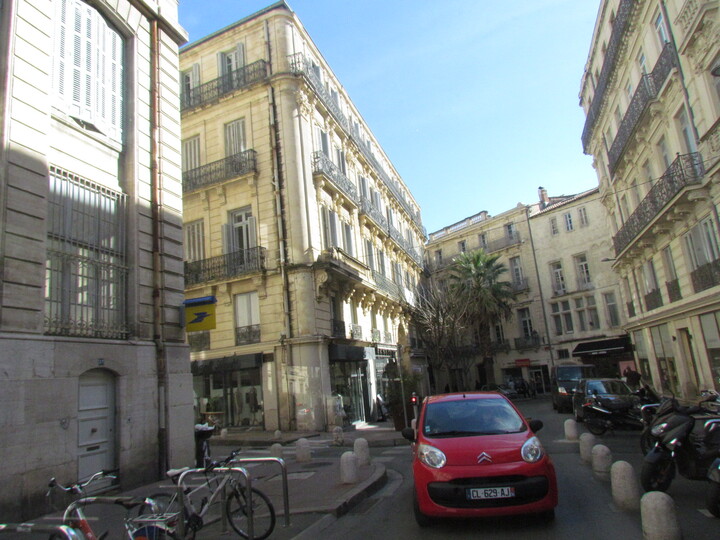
[235,324,260,346]
[608,43,676,174]
[511,278,529,293]
[373,270,402,300]
[181,59,269,112]
[613,152,704,255]
[332,318,346,337]
[691,259,720,293]
[576,278,594,291]
[185,246,265,286]
[581,0,635,152]
[666,279,682,303]
[288,53,423,230]
[491,339,511,353]
[312,152,359,203]
[188,330,210,352]
[183,150,257,193]
[486,233,521,254]
[351,324,363,340]
[626,301,636,318]
[644,288,664,311]
[514,335,541,350]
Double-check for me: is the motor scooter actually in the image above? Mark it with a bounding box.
[582,391,644,435]
[641,393,720,493]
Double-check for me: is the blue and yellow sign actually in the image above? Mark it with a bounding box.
[184,296,217,332]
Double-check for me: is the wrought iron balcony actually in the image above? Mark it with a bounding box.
[644,288,664,311]
[235,324,261,346]
[360,197,387,229]
[288,53,423,230]
[373,270,402,300]
[608,43,676,174]
[576,278,594,291]
[312,151,359,203]
[626,301,636,318]
[666,279,682,303]
[350,324,363,340]
[188,330,210,352]
[491,339,511,353]
[511,278,529,293]
[183,150,257,193]
[181,60,269,112]
[486,233,521,254]
[332,318,346,338]
[613,153,704,255]
[691,259,720,293]
[185,246,265,286]
[514,335,541,350]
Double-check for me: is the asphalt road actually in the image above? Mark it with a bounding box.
[309,397,720,540]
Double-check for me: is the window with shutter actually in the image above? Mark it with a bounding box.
[182,136,201,172]
[225,119,246,156]
[184,220,205,262]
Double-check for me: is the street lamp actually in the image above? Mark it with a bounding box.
[601,257,617,262]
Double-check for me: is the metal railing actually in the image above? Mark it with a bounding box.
[185,247,265,286]
[511,278,529,292]
[491,339,511,353]
[627,300,636,318]
[181,60,269,111]
[235,324,261,346]
[666,279,682,303]
[183,150,257,193]
[359,197,387,230]
[514,335,541,350]
[608,43,676,174]
[581,0,636,151]
[691,259,720,293]
[189,330,211,352]
[644,288,664,311]
[373,270,402,299]
[613,152,704,255]
[486,233,521,253]
[312,152,359,203]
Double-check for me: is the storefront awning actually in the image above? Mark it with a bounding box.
[191,353,262,375]
[329,344,365,362]
[572,336,631,357]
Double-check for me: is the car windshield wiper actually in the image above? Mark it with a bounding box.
[429,430,488,437]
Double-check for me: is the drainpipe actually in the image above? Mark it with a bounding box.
[150,18,169,475]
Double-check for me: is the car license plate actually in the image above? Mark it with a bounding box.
[467,486,515,500]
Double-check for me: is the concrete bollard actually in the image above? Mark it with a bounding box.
[591,444,612,481]
[611,461,640,511]
[564,419,578,441]
[340,451,359,484]
[354,438,370,466]
[579,432,596,464]
[273,429,282,441]
[220,428,228,438]
[332,426,344,446]
[270,442,283,459]
[641,491,681,540]
[296,438,311,463]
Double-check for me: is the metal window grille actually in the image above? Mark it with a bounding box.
[45,166,128,338]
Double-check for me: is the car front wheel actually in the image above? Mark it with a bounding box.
[413,493,433,527]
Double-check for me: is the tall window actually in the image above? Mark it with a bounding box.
[637,50,648,75]
[654,10,669,45]
[45,166,127,338]
[458,240,467,253]
[550,217,559,236]
[578,207,589,227]
[181,64,200,107]
[551,261,566,295]
[53,0,124,141]
[564,212,574,232]
[604,292,620,327]
[685,216,720,270]
[434,250,443,265]
[633,330,651,380]
[505,223,517,240]
[518,308,533,338]
[219,44,245,77]
[321,207,339,249]
[184,220,205,262]
[234,291,260,345]
[478,233,488,250]
[224,207,256,254]
[365,240,375,271]
[509,256,524,285]
[575,295,599,331]
[551,301,573,336]
[343,223,354,256]
[315,126,330,156]
[676,108,697,154]
[225,119,246,156]
[650,324,678,394]
[182,136,201,173]
[575,254,591,289]
[662,246,678,281]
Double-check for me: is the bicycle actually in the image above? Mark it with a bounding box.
[47,469,175,540]
[140,449,275,540]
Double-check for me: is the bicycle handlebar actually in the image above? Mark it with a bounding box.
[48,469,120,495]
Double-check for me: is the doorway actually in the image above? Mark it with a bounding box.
[78,369,116,491]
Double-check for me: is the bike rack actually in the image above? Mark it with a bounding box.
[228,457,290,528]
[0,523,86,539]
[177,466,253,539]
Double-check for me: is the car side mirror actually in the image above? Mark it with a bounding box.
[528,419,543,433]
[401,427,415,442]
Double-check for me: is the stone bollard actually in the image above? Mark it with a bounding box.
[220,428,228,438]
[611,461,640,511]
[273,429,282,441]
[332,426,344,446]
[579,432,596,464]
[641,491,681,540]
[270,442,283,459]
[354,438,370,466]
[564,419,578,441]
[296,438,311,463]
[591,444,612,481]
[340,451,359,484]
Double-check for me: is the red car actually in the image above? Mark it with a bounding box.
[402,392,558,526]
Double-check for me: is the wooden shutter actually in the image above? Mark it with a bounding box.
[225,119,246,156]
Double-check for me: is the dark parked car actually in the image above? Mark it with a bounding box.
[481,383,519,400]
[571,378,635,422]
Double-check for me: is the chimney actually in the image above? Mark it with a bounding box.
[538,186,550,209]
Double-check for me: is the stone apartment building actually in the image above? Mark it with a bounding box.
[425,187,628,394]
[0,0,193,519]
[580,0,720,398]
[179,2,425,432]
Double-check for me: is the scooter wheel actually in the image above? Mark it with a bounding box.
[640,459,675,492]
[707,481,720,518]
[587,420,607,436]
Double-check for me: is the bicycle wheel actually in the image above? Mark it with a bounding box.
[226,487,276,540]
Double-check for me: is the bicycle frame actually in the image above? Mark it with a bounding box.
[62,496,160,540]
[0,523,86,539]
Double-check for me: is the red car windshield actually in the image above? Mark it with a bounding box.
[422,398,526,437]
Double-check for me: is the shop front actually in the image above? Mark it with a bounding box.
[191,353,264,429]
[329,344,369,424]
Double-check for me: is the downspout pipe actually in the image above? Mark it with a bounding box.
[150,18,169,476]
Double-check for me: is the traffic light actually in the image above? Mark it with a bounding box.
[410,392,419,406]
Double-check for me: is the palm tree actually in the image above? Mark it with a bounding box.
[448,250,515,382]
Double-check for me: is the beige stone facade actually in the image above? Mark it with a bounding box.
[580,0,720,398]
[0,0,193,520]
[179,3,424,432]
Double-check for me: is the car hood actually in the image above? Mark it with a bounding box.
[426,432,530,466]
[596,394,635,410]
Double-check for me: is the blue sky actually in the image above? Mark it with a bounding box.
[179,0,601,235]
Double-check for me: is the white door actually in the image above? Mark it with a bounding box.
[78,369,116,491]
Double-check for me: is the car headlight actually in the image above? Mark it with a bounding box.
[558,386,568,395]
[650,423,668,437]
[417,443,446,468]
[521,436,544,463]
